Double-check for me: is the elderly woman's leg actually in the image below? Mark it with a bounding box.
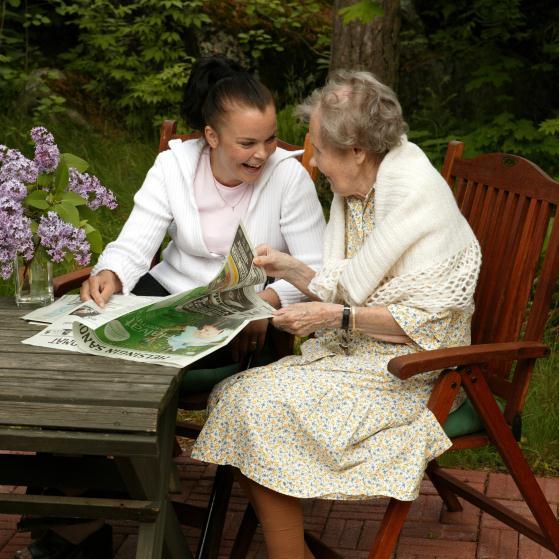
[236,472,315,559]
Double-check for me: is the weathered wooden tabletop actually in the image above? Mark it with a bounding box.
[0,297,192,559]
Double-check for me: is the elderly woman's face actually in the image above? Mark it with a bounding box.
[309,111,365,198]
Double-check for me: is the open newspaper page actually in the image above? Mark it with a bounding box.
[71,223,275,367]
[21,295,161,352]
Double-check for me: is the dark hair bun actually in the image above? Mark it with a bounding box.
[181,56,244,130]
[181,55,273,132]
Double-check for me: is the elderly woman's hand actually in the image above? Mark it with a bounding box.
[253,245,300,281]
[271,302,343,337]
[254,245,317,297]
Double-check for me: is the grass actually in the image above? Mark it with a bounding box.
[1,113,558,477]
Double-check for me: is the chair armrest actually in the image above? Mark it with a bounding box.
[388,341,549,380]
[53,267,92,297]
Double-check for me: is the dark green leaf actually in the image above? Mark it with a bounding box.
[86,227,104,253]
[53,164,69,196]
[37,174,52,188]
[60,191,87,206]
[25,190,50,210]
[60,152,89,173]
[53,202,80,227]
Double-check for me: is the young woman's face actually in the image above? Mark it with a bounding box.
[205,103,277,186]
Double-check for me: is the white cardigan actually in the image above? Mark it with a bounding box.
[93,138,326,306]
[313,137,481,312]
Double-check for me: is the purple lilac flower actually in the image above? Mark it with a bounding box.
[37,211,91,266]
[0,197,34,279]
[0,147,38,185]
[0,178,27,202]
[67,168,117,210]
[31,126,60,174]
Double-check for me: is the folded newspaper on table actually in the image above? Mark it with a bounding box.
[20,293,160,325]
[22,223,275,368]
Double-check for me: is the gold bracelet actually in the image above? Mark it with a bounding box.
[351,306,357,330]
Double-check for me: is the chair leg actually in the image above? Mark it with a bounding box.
[462,367,559,555]
[426,461,462,512]
[368,498,412,559]
[230,503,258,559]
[195,465,234,559]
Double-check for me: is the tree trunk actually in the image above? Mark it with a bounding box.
[330,0,401,89]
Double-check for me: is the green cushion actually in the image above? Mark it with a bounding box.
[179,337,279,394]
[180,363,241,393]
[444,397,505,438]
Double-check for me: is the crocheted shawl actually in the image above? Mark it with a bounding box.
[311,137,482,313]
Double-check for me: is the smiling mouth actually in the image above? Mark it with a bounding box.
[242,162,262,170]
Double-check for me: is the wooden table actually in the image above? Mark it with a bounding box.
[0,297,193,559]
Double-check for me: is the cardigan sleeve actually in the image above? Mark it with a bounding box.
[308,260,349,303]
[91,154,173,294]
[266,161,326,307]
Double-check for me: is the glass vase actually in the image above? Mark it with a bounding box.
[14,246,54,307]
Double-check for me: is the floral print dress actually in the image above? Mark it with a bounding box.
[191,190,471,501]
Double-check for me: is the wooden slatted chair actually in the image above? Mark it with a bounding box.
[366,141,559,558]
[230,140,559,559]
[52,119,316,559]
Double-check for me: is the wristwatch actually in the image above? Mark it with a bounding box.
[341,305,351,330]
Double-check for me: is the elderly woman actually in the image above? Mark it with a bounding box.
[192,70,482,559]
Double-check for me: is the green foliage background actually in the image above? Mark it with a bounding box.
[2,0,558,164]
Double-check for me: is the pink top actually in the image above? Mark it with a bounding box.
[193,148,253,255]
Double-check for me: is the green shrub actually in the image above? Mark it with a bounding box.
[401,0,559,174]
[54,0,210,130]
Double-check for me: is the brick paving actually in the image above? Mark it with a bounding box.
[1,453,558,559]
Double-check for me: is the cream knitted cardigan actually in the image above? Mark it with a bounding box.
[311,137,481,313]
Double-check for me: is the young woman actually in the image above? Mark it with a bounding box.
[81,55,325,363]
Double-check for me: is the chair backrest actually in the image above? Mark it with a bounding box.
[158,120,318,181]
[442,141,559,418]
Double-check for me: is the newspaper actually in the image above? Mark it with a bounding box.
[22,224,275,368]
[21,294,160,324]
[21,295,162,352]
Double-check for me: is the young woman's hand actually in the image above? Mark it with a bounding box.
[231,318,269,363]
[80,270,122,308]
